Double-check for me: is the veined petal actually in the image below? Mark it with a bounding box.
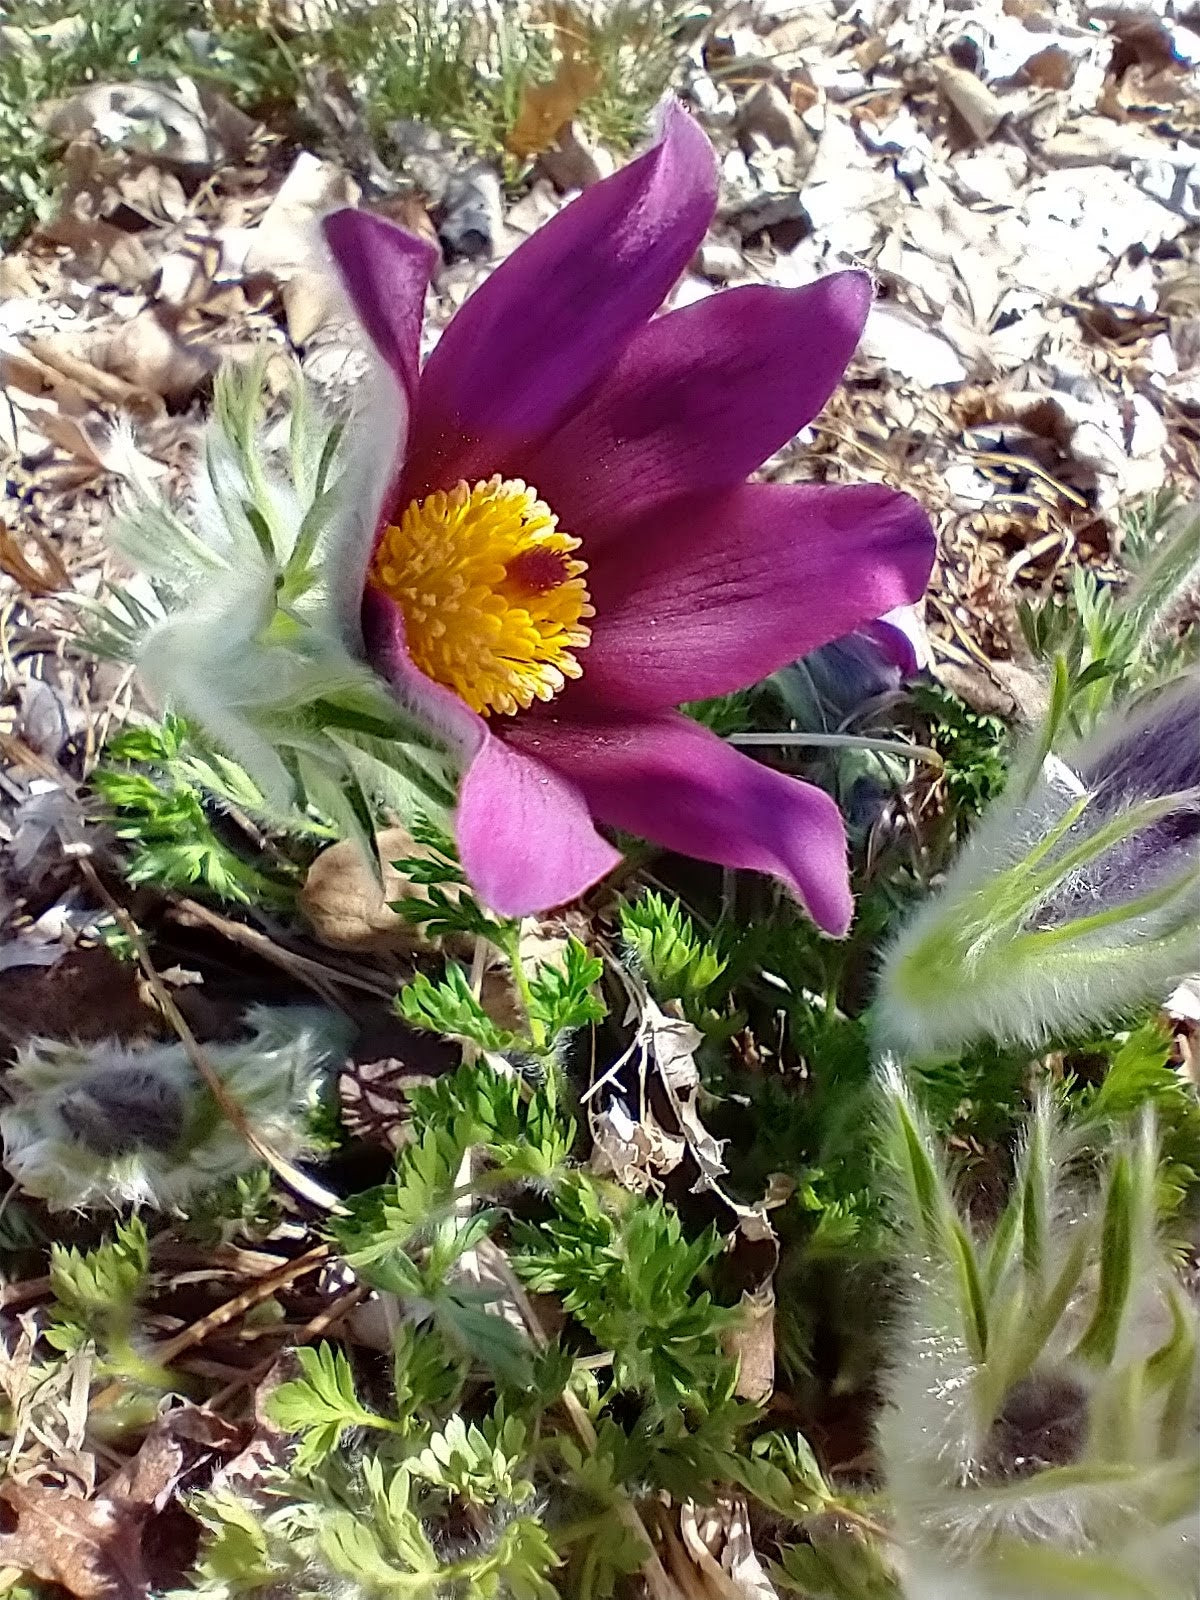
[503,711,854,934]
[322,215,438,641]
[565,481,935,713]
[520,273,873,542]
[457,736,622,917]
[400,100,718,497]
[323,211,438,407]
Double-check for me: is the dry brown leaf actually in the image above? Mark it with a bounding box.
[674,1497,781,1599]
[0,1406,245,1598]
[244,152,359,280]
[935,62,1007,143]
[371,191,441,252]
[1021,45,1074,89]
[722,1284,776,1403]
[282,272,340,344]
[115,164,190,226]
[105,1405,246,1511]
[18,339,163,420]
[91,312,215,410]
[506,3,602,159]
[300,826,464,955]
[591,1103,670,1190]
[0,1480,150,1600]
[537,120,614,190]
[0,522,72,596]
[41,78,254,171]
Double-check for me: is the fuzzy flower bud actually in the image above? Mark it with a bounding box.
[875,676,1200,1058]
[877,1068,1199,1600]
[0,1007,346,1210]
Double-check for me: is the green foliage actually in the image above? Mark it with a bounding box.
[397,963,521,1055]
[683,689,759,736]
[909,682,1009,819]
[1079,1021,1187,1126]
[875,1070,1200,1598]
[1017,492,1199,741]
[526,936,606,1039]
[391,828,606,1049]
[728,1429,833,1521]
[620,890,735,1034]
[188,1492,282,1592]
[774,1534,898,1600]
[47,1215,150,1349]
[2,0,691,249]
[515,1176,737,1409]
[0,0,200,244]
[1074,1021,1200,1214]
[331,0,686,160]
[330,1061,576,1386]
[318,1458,557,1598]
[178,1167,283,1248]
[389,816,517,946]
[92,715,305,905]
[411,1407,534,1506]
[622,891,728,1000]
[406,1060,577,1184]
[268,1343,400,1471]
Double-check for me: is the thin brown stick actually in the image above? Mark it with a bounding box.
[168,896,394,1003]
[203,1282,368,1413]
[90,1243,332,1414]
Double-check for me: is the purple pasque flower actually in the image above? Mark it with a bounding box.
[323,103,934,933]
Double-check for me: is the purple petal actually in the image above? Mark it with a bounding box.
[457,736,622,917]
[521,273,872,544]
[562,481,935,713]
[323,210,438,413]
[322,215,439,640]
[364,587,620,915]
[504,711,854,934]
[863,606,926,679]
[401,101,717,497]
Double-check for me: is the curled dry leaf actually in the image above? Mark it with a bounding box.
[506,2,602,159]
[16,339,164,421]
[0,522,72,596]
[300,826,461,955]
[245,152,360,340]
[934,62,1008,143]
[0,1404,245,1598]
[41,78,255,172]
[90,311,215,410]
[674,1496,781,1600]
[722,1282,776,1405]
[106,1404,247,1512]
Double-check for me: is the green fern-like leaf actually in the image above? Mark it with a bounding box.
[268,1342,399,1470]
[526,937,606,1040]
[397,965,521,1054]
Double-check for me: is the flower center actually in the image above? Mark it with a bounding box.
[370,476,593,717]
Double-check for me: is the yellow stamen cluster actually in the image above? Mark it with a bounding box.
[370,476,593,717]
